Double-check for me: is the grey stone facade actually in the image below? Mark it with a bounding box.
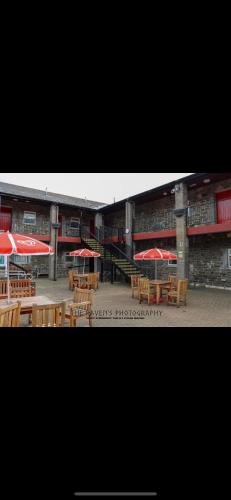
[134,195,176,233]
[11,201,50,235]
[189,234,231,289]
[188,178,231,227]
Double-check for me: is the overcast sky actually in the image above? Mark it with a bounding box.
[0,173,193,204]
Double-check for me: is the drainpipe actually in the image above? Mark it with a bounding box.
[49,204,59,281]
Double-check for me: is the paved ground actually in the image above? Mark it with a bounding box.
[23,278,231,327]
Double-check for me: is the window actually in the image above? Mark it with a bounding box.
[70,218,80,229]
[13,255,31,265]
[23,212,36,225]
[228,249,231,270]
[0,255,6,267]
[65,253,78,265]
[168,259,177,267]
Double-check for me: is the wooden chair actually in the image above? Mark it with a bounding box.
[0,301,21,327]
[0,280,8,300]
[87,273,98,291]
[131,275,141,299]
[167,280,188,307]
[139,279,156,305]
[32,302,66,327]
[162,275,178,299]
[65,288,93,327]
[0,279,36,300]
[10,285,33,298]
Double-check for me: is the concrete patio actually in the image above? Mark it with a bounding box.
[21,278,231,328]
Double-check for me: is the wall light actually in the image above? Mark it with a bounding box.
[203,179,211,184]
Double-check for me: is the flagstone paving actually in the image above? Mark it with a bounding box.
[20,278,231,328]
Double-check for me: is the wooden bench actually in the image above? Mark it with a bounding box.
[0,279,36,300]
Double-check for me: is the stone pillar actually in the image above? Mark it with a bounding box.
[125,201,134,259]
[49,204,59,280]
[175,183,189,280]
[94,212,104,272]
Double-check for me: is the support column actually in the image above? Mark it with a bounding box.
[175,183,189,280]
[94,212,104,272]
[49,204,59,281]
[125,201,135,259]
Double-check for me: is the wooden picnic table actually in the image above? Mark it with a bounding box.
[149,280,171,305]
[0,296,56,316]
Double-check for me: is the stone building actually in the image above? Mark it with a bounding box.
[0,172,231,289]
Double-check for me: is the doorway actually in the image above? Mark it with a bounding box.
[0,207,12,232]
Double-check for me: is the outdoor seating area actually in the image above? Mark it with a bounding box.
[131,275,188,308]
[68,271,100,291]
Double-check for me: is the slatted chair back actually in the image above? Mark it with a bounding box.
[178,279,188,299]
[67,301,93,327]
[168,275,177,288]
[10,285,33,298]
[74,288,93,305]
[66,288,94,327]
[167,279,188,307]
[32,302,66,327]
[0,301,21,327]
[0,280,8,299]
[139,279,156,305]
[87,273,98,290]
[131,275,142,298]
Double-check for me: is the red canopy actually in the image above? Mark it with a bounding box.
[0,232,54,256]
[134,248,177,261]
[69,249,101,258]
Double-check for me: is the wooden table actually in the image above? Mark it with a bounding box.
[74,274,90,288]
[0,296,56,316]
[149,280,171,305]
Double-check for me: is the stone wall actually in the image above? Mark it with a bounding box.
[189,234,231,288]
[188,178,231,227]
[134,195,176,233]
[11,201,50,235]
[104,209,125,230]
[60,207,93,237]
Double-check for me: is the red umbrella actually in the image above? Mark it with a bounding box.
[69,248,101,274]
[0,232,54,303]
[134,248,177,279]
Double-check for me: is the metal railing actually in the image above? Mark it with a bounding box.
[81,226,142,275]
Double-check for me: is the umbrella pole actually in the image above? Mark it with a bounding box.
[7,255,10,304]
[83,257,85,275]
[155,260,158,280]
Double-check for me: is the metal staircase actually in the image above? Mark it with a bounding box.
[83,234,144,283]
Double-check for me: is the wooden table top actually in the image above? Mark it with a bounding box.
[0,296,56,311]
[149,280,171,285]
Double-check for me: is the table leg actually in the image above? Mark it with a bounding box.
[157,285,161,305]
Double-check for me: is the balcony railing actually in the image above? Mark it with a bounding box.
[80,225,125,243]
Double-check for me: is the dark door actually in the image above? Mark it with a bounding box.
[90,219,95,237]
[217,190,231,224]
[0,207,12,231]
[58,215,62,236]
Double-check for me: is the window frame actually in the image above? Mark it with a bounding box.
[13,255,32,265]
[65,253,78,265]
[228,249,231,270]
[168,259,177,267]
[23,211,37,226]
[0,255,6,267]
[70,217,80,230]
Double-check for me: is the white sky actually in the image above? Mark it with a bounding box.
[0,173,193,204]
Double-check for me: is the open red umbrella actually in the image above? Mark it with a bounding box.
[134,248,177,279]
[69,248,101,275]
[0,232,54,303]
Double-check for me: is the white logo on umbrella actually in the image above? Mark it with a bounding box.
[17,240,37,246]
